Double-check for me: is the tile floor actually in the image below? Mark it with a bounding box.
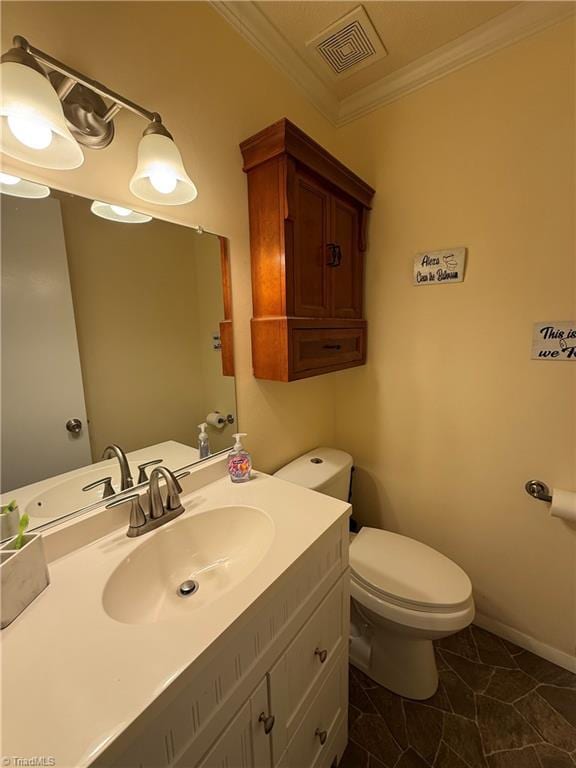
[341,625,576,768]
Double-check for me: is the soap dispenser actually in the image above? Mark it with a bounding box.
[198,423,210,459]
[227,433,252,483]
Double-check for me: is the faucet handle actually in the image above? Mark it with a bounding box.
[82,476,116,498]
[106,494,147,536]
[137,459,162,484]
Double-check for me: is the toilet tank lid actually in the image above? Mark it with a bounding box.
[273,448,353,491]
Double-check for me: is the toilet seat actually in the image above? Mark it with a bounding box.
[350,528,473,624]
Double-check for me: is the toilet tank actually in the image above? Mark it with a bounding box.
[273,448,354,501]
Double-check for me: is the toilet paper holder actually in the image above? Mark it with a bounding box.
[525,479,552,503]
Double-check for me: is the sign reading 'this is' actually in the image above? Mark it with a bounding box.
[532,322,576,361]
[414,247,466,286]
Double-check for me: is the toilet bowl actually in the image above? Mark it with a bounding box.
[274,448,475,700]
[349,527,474,699]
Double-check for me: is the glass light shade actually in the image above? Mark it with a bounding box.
[129,133,197,205]
[0,172,50,198]
[90,200,152,224]
[0,62,84,169]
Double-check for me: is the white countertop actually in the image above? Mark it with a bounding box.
[1,471,350,767]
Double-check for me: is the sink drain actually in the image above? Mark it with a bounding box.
[177,579,199,598]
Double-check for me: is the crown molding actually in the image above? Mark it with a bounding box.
[211,1,575,127]
[211,0,340,123]
[339,3,575,124]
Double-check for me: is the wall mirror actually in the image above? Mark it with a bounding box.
[0,184,236,539]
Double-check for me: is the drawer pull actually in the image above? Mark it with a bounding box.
[314,647,328,664]
[326,243,342,267]
[322,344,341,351]
[258,712,275,734]
[315,728,328,746]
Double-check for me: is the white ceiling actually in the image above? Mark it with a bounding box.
[213,1,574,124]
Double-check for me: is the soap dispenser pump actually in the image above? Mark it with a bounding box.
[227,433,252,483]
[198,423,210,459]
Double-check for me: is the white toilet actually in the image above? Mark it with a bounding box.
[274,447,475,700]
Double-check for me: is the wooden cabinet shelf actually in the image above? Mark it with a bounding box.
[241,118,374,382]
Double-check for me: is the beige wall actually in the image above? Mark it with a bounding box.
[1,1,338,471]
[331,19,576,657]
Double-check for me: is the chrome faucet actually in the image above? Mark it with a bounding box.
[106,465,189,537]
[102,444,134,491]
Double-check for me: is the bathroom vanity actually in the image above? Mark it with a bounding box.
[2,458,351,768]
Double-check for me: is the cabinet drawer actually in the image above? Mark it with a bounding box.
[284,654,346,768]
[269,578,345,759]
[291,328,365,375]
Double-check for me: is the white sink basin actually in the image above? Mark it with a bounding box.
[25,462,146,519]
[102,506,275,625]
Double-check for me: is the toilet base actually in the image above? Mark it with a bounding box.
[350,598,458,700]
[351,629,439,700]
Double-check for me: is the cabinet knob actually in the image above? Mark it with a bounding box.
[314,647,328,663]
[258,712,275,734]
[322,344,341,351]
[315,728,328,745]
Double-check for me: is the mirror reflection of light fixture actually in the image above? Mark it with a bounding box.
[90,200,152,224]
[129,119,197,205]
[0,36,197,205]
[0,171,50,198]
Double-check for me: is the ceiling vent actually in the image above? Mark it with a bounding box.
[307,6,387,79]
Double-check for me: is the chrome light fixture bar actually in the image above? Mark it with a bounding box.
[0,36,197,205]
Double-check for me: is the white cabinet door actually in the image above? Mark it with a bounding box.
[173,678,272,768]
[196,700,253,768]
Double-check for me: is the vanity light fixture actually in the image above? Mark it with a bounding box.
[0,171,50,198]
[90,200,152,224]
[0,36,197,205]
[130,120,197,205]
[0,42,83,169]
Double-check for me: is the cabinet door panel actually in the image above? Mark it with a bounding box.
[194,701,252,768]
[330,196,362,319]
[292,174,330,317]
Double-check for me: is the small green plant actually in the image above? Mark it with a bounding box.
[13,512,29,550]
[0,500,17,515]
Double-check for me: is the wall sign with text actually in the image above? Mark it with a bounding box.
[414,247,466,286]
[532,322,576,360]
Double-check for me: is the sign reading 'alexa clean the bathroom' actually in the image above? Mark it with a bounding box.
[414,247,466,285]
[532,322,576,360]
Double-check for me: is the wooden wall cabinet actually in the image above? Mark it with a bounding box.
[240,118,374,382]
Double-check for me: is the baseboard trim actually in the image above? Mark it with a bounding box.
[475,613,576,674]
